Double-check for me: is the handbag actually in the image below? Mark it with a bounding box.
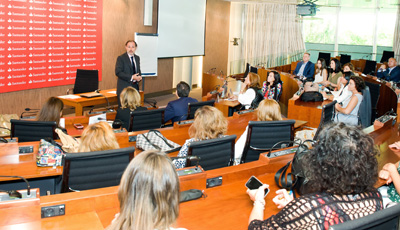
[55,128,80,153]
[136,130,181,153]
[37,138,65,167]
[274,139,314,196]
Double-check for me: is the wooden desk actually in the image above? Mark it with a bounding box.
[58,89,144,116]
[214,99,240,117]
[287,98,332,128]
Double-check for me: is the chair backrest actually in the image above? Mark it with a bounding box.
[187,135,236,171]
[318,52,331,66]
[329,203,400,230]
[358,86,372,128]
[187,100,215,120]
[314,100,337,140]
[340,54,351,66]
[130,108,165,131]
[363,60,377,75]
[241,120,295,163]
[364,81,380,123]
[73,69,99,94]
[60,146,135,193]
[380,50,395,63]
[10,119,57,142]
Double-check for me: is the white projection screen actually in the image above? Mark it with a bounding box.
[157,0,206,58]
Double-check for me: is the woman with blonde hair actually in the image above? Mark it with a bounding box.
[174,106,228,169]
[107,150,186,230]
[37,97,64,128]
[78,122,120,152]
[232,72,263,109]
[234,99,282,164]
[114,86,147,131]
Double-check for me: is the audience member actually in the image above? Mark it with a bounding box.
[114,86,147,131]
[234,99,282,164]
[36,97,64,129]
[322,71,354,103]
[107,150,186,230]
[293,52,315,81]
[164,81,198,124]
[234,72,263,109]
[334,76,365,126]
[379,141,400,207]
[79,122,120,152]
[174,106,227,169]
[262,71,282,101]
[314,58,328,83]
[322,58,342,88]
[342,62,359,76]
[377,57,400,82]
[247,123,383,229]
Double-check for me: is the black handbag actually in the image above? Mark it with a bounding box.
[274,139,314,196]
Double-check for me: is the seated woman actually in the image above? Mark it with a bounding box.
[334,75,365,126]
[233,72,262,110]
[314,58,328,83]
[174,106,227,169]
[322,58,343,88]
[247,123,383,229]
[107,150,186,230]
[262,71,282,101]
[234,99,282,164]
[114,86,147,131]
[378,141,400,207]
[322,71,354,103]
[36,97,65,130]
[79,121,120,152]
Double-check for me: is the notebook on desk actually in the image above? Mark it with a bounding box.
[80,92,102,98]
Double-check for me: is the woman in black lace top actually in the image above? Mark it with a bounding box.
[247,123,383,230]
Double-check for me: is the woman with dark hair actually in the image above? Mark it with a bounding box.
[323,58,342,88]
[314,58,328,83]
[262,71,282,101]
[334,75,365,126]
[247,123,383,229]
[107,150,186,230]
[36,97,64,128]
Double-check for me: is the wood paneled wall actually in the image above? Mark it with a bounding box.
[203,0,231,75]
[0,0,230,115]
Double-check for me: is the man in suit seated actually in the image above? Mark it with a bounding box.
[377,57,400,82]
[164,81,198,124]
[293,52,315,81]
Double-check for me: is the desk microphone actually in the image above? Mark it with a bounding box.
[95,89,114,113]
[20,108,39,119]
[170,155,201,170]
[0,175,31,197]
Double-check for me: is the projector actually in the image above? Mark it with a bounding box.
[297,5,317,16]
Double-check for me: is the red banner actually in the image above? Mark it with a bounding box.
[0,0,102,93]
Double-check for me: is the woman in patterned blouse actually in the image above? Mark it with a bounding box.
[247,123,383,229]
[262,71,282,101]
[379,141,400,206]
[174,106,227,169]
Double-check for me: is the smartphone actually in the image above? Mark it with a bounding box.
[74,123,84,129]
[245,176,269,197]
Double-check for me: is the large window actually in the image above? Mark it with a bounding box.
[303,7,336,44]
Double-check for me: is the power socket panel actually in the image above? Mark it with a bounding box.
[41,204,65,218]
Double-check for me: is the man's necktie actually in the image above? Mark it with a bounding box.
[130,56,136,74]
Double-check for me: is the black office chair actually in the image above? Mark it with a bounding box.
[187,100,215,120]
[240,120,295,163]
[130,108,165,131]
[318,52,331,66]
[10,119,57,142]
[314,100,337,140]
[340,54,351,66]
[67,69,99,94]
[329,203,400,230]
[187,135,236,171]
[60,146,135,193]
[363,60,377,76]
[380,50,395,63]
[358,86,372,128]
[364,81,380,123]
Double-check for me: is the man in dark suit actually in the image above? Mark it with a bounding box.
[377,58,400,82]
[115,40,142,106]
[164,81,198,124]
[293,52,315,81]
